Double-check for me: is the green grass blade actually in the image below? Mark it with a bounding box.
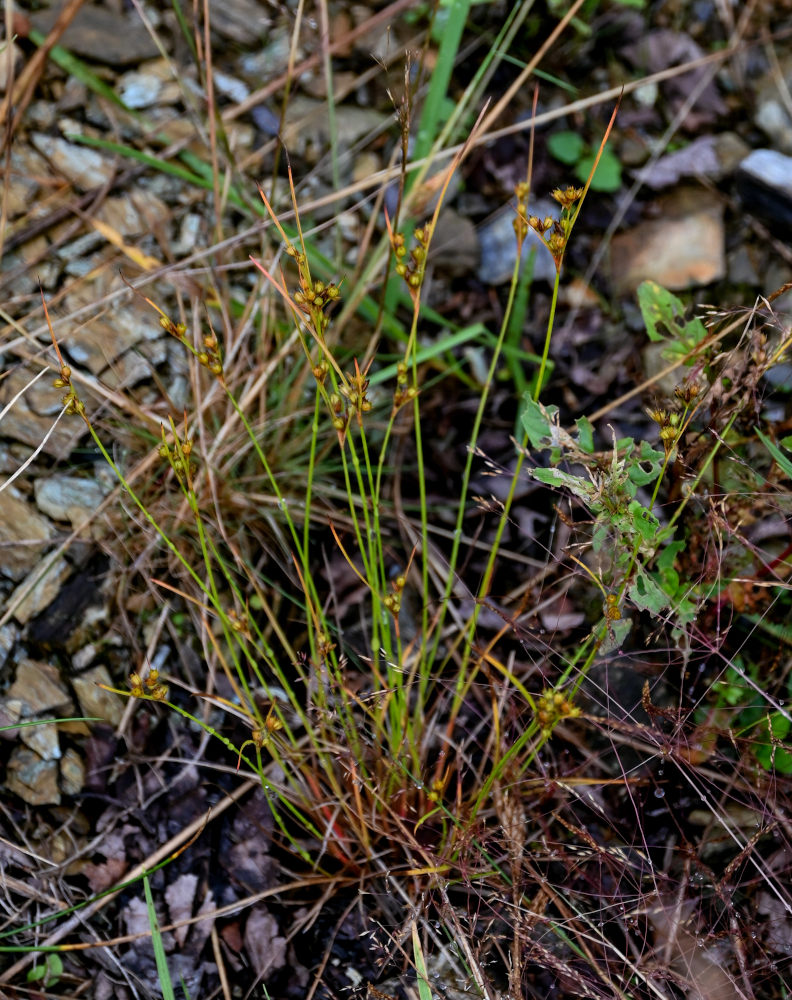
[413,0,473,164]
[143,874,176,1000]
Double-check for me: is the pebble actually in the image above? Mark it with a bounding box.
[72,665,124,727]
[60,748,86,797]
[280,96,388,161]
[9,556,72,625]
[34,475,108,529]
[31,134,115,191]
[430,209,479,277]
[29,5,159,67]
[207,0,272,44]
[118,71,163,110]
[0,40,22,92]
[753,56,792,154]
[0,488,55,582]
[609,187,725,293]
[6,747,61,806]
[0,370,81,460]
[736,148,792,231]
[477,199,559,285]
[7,659,73,716]
[633,132,748,190]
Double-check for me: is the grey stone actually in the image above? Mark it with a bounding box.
[34,475,108,528]
[0,487,55,581]
[610,188,725,293]
[477,199,558,285]
[8,556,72,625]
[31,134,115,191]
[29,6,159,67]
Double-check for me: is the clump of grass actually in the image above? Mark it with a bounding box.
[22,126,792,997]
[6,7,792,993]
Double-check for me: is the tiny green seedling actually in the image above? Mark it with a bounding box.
[547,130,622,192]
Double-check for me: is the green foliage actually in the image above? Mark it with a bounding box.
[144,874,176,1000]
[754,712,792,775]
[521,395,697,627]
[756,427,792,480]
[26,954,63,989]
[637,280,708,362]
[708,658,792,775]
[546,130,623,192]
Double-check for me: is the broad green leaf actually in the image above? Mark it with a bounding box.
[637,281,707,354]
[628,567,671,616]
[575,147,622,192]
[754,712,792,774]
[547,130,585,165]
[521,395,558,449]
[628,500,660,545]
[575,416,595,453]
[628,441,665,485]
[600,616,632,654]
[531,467,596,504]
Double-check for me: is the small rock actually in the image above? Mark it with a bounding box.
[118,71,163,110]
[8,659,73,716]
[72,665,124,727]
[609,188,725,293]
[20,720,61,762]
[0,369,82,459]
[430,210,479,277]
[0,487,55,582]
[0,622,19,667]
[736,148,792,232]
[477,199,558,285]
[60,748,86,796]
[9,556,72,625]
[281,96,387,161]
[728,245,762,287]
[208,0,272,44]
[4,144,49,218]
[35,475,108,529]
[7,747,61,805]
[754,56,792,154]
[60,294,161,375]
[633,133,749,189]
[0,699,22,738]
[0,41,22,92]
[213,71,250,104]
[29,6,160,67]
[31,134,115,191]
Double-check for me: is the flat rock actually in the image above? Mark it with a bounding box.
[29,6,159,67]
[8,556,72,625]
[477,199,558,285]
[0,369,83,459]
[31,134,115,191]
[8,659,73,717]
[0,487,55,581]
[609,188,725,293]
[72,665,124,727]
[207,0,272,44]
[20,720,60,761]
[6,747,61,806]
[60,747,85,796]
[281,96,387,160]
[736,148,792,232]
[633,133,749,190]
[35,474,108,529]
[60,292,162,376]
[754,55,792,154]
[431,209,479,277]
